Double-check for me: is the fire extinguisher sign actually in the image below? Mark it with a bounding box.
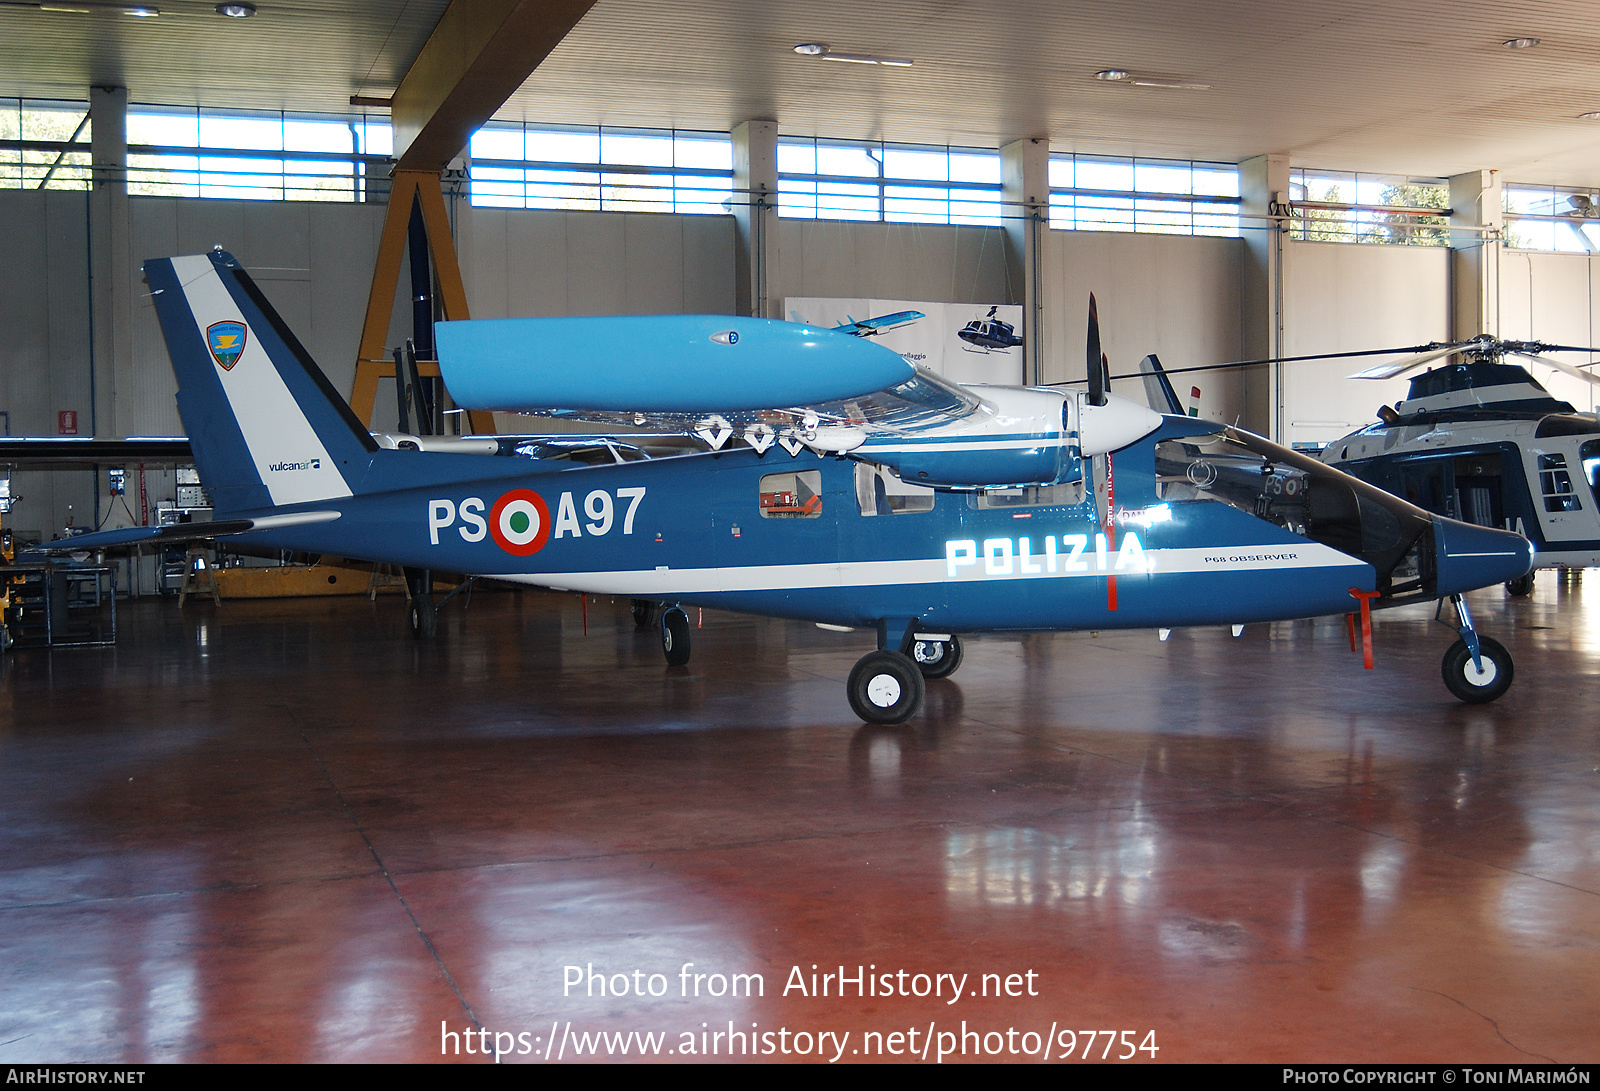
[58,410,78,435]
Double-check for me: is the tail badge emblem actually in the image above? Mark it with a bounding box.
[207,321,249,370]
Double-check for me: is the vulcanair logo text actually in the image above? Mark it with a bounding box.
[269,458,322,472]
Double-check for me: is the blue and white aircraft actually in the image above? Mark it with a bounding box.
[42,250,1535,722]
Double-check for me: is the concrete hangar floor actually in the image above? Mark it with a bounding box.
[0,579,1596,1064]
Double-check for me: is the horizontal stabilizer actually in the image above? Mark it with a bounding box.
[436,315,915,413]
[27,510,341,554]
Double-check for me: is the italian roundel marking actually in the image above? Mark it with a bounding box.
[490,489,551,556]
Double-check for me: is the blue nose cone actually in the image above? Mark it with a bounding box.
[1433,517,1534,597]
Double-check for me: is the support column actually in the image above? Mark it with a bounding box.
[1449,170,1502,339]
[1239,154,1291,438]
[1001,138,1049,386]
[350,167,494,434]
[732,120,778,318]
[88,86,130,442]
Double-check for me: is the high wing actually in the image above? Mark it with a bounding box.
[435,313,1163,488]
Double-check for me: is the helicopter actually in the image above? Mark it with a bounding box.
[1317,335,1600,596]
[956,306,1024,352]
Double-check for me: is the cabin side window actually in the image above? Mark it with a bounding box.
[1581,440,1600,510]
[854,464,935,516]
[965,482,1086,510]
[759,470,823,518]
[1537,453,1582,512]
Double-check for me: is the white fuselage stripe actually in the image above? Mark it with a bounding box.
[486,542,1366,597]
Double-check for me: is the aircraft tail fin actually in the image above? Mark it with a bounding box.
[1138,353,1185,415]
[144,250,377,514]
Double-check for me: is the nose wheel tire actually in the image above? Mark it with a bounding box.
[848,650,925,724]
[409,597,437,640]
[1504,573,1535,597]
[1442,636,1513,704]
[661,606,692,666]
[910,635,964,679]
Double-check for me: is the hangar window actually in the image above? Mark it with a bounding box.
[777,138,1004,226]
[0,99,91,190]
[1502,183,1600,252]
[119,105,393,201]
[469,125,733,214]
[855,464,935,516]
[1288,170,1448,245]
[759,470,823,518]
[1049,156,1240,237]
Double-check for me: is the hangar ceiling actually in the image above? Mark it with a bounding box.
[4,0,1600,185]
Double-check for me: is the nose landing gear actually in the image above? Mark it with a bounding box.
[1439,593,1514,703]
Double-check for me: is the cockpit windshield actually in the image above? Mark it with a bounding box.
[1156,427,1436,598]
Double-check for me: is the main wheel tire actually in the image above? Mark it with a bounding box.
[409,597,437,640]
[1442,635,1513,704]
[1505,573,1535,597]
[632,599,661,629]
[847,650,926,724]
[661,606,691,666]
[910,635,964,679]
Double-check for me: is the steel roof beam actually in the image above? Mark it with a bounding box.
[391,0,597,172]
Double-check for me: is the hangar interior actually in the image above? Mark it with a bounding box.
[2,0,1599,1064]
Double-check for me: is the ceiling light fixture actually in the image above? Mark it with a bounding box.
[216,1,255,15]
[1579,111,1600,120]
[123,4,158,14]
[1502,37,1540,49]
[1095,68,1208,90]
[794,42,912,67]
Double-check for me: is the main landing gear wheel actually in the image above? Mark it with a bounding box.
[910,635,964,679]
[661,606,691,666]
[1442,636,1513,704]
[847,650,925,724]
[632,599,661,630]
[409,596,437,639]
[1505,573,1535,597]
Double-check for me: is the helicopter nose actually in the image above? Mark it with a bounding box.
[1432,517,1534,597]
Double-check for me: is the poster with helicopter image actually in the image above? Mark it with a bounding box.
[784,298,1024,385]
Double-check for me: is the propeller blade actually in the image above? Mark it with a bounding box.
[1504,351,1600,387]
[1348,342,1466,380]
[1087,294,1107,406]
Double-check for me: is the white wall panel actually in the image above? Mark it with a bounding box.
[0,190,95,542]
[1498,250,1598,414]
[1040,231,1245,424]
[1281,241,1450,447]
[774,221,1010,308]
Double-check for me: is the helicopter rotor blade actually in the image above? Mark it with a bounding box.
[1347,342,1469,380]
[1504,350,1600,387]
[1087,294,1107,406]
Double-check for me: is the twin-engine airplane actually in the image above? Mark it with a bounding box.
[40,250,1534,722]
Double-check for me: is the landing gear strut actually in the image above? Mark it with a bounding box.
[1439,593,1513,703]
